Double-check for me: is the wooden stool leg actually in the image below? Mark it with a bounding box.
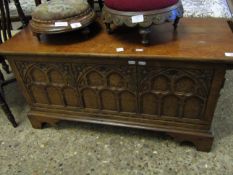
[105,23,112,34]
[139,27,151,45]
[173,17,180,30]
[82,27,90,35]
[33,32,41,40]
[0,93,17,127]
[228,20,233,33]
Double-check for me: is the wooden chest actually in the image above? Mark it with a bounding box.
[0,18,233,151]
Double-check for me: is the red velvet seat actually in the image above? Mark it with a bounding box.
[105,0,179,11]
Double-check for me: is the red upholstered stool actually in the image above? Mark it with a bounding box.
[102,0,183,44]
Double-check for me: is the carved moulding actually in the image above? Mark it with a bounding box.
[102,0,184,44]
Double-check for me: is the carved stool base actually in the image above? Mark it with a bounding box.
[102,0,184,44]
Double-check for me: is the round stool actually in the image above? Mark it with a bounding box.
[102,0,184,44]
[30,0,96,39]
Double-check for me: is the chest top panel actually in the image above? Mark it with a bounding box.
[0,18,233,63]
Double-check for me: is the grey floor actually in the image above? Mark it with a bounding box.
[0,68,233,174]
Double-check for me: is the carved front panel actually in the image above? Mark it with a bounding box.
[15,60,137,114]
[138,66,214,121]
[15,59,214,121]
[73,64,137,113]
[15,62,75,107]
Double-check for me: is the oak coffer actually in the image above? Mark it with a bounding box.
[0,18,233,152]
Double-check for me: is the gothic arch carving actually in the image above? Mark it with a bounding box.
[30,67,47,83]
[183,96,204,119]
[75,64,136,113]
[82,88,98,109]
[47,68,66,85]
[63,87,80,107]
[107,72,126,88]
[161,95,179,117]
[138,67,213,120]
[151,75,170,92]
[100,89,117,111]
[174,76,195,94]
[120,90,136,113]
[86,70,104,86]
[30,84,48,104]
[46,86,64,106]
[141,92,158,115]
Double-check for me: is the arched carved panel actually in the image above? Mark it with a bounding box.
[75,64,136,90]
[82,88,98,109]
[138,66,214,120]
[46,87,63,106]
[162,95,179,117]
[86,71,104,86]
[30,68,46,83]
[183,97,203,119]
[30,85,48,104]
[175,76,195,94]
[141,93,158,115]
[107,73,125,88]
[120,91,136,113]
[75,64,137,113]
[152,75,170,92]
[63,88,80,107]
[100,90,117,111]
[48,69,65,85]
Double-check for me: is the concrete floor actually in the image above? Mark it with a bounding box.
[0,66,233,174]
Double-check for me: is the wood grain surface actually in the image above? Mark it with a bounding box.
[0,18,233,64]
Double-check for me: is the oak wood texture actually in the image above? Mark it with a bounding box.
[0,18,233,151]
[0,18,233,63]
